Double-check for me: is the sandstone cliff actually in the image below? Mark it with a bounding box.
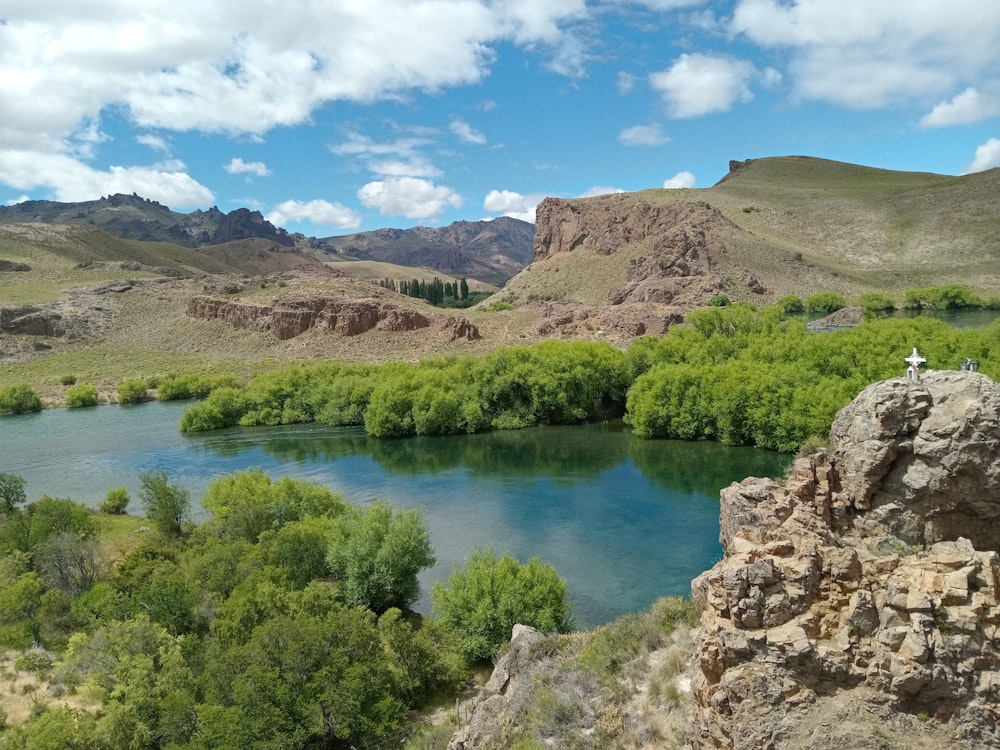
[692,369,1000,749]
[187,291,480,342]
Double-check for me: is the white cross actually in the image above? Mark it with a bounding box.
[905,347,926,370]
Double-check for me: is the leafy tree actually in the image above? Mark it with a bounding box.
[903,283,982,310]
[776,293,805,315]
[459,277,469,300]
[64,383,98,408]
[139,471,190,537]
[326,500,435,613]
[432,548,574,660]
[0,472,27,514]
[202,468,344,542]
[0,383,42,414]
[856,291,896,313]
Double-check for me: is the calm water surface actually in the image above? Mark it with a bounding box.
[1,402,786,628]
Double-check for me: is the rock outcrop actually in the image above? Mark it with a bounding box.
[187,292,481,341]
[691,370,1000,749]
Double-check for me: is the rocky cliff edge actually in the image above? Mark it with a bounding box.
[692,369,1000,748]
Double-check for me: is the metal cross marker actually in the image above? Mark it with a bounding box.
[905,347,926,381]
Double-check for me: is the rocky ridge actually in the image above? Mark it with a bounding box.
[187,291,481,341]
[691,369,1000,748]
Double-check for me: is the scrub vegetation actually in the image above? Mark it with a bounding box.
[0,469,573,749]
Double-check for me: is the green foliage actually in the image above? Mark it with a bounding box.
[856,291,896,313]
[0,472,27,514]
[804,291,846,315]
[157,373,238,400]
[116,378,149,404]
[138,471,190,537]
[178,386,248,430]
[64,383,98,408]
[0,383,42,414]
[903,284,983,310]
[59,374,77,386]
[326,501,435,613]
[776,294,804,314]
[708,294,730,307]
[202,468,345,542]
[99,486,130,515]
[431,548,574,661]
[0,706,98,749]
[487,300,516,311]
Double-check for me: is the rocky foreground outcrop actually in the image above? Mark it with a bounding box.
[692,370,1000,748]
[187,292,480,341]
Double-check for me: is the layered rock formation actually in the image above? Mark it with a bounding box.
[187,292,480,341]
[531,197,766,308]
[691,370,1000,748]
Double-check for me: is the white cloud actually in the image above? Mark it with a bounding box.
[450,118,487,145]
[663,170,696,188]
[224,157,271,177]
[650,53,756,117]
[483,188,545,222]
[369,158,442,178]
[358,176,463,220]
[578,186,625,197]
[731,0,1000,108]
[921,87,1000,128]
[616,71,637,95]
[267,199,361,230]
[0,149,213,207]
[6,195,30,205]
[0,1,592,201]
[962,138,1000,175]
[137,134,170,153]
[619,124,670,146]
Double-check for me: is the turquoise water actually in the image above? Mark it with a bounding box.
[0,402,786,628]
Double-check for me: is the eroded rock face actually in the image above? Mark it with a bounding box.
[187,293,481,341]
[691,370,1000,749]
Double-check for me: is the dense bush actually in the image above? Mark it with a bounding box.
[903,284,982,310]
[0,383,42,414]
[116,378,149,404]
[432,548,574,660]
[856,291,896,313]
[139,470,190,536]
[99,486,130,515]
[64,383,98,408]
[157,374,239,401]
[804,291,846,315]
[776,294,804,314]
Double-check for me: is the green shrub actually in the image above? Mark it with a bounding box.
[776,294,804,315]
[804,291,846,315]
[99,487,130,515]
[903,284,982,310]
[117,379,149,404]
[432,548,574,661]
[64,384,98,408]
[486,300,515,311]
[0,384,42,414]
[856,291,896,313]
[59,374,77,386]
[708,294,730,307]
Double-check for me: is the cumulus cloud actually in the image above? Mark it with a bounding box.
[267,199,361,230]
[663,170,696,188]
[483,188,545,223]
[962,138,1000,175]
[650,53,756,117]
[225,157,271,177]
[0,1,591,202]
[137,134,170,153]
[0,149,213,207]
[921,88,1000,128]
[450,118,487,145]
[730,0,1000,108]
[619,124,670,146]
[358,176,463,220]
[369,158,442,178]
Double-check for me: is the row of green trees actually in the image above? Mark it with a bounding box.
[177,304,1000,451]
[0,470,574,749]
[378,276,470,305]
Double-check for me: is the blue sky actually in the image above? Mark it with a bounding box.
[1,1,998,237]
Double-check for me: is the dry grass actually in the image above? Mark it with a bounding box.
[0,652,100,726]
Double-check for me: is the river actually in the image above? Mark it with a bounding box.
[0,401,786,628]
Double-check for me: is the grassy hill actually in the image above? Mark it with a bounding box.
[501,156,1000,307]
